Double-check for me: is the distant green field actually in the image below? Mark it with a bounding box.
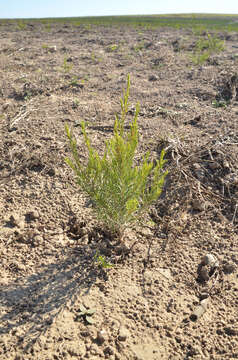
[1,14,238,32]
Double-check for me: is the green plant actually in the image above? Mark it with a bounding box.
[44,23,51,32]
[62,57,73,73]
[196,33,224,53]
[212,99,228,108]
[65,75,167,238]
[69,76,79,86]
[191,33,224,65]
[91,52,103,63]
[72,98,80,108]
[75,304,95,324]
[134,41,144,52]
[107,44,118,52]
[17,21,26,30]
[94,250,113,269]
[24,91,32,101]
[191,51,210,65]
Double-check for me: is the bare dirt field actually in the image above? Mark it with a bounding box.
[0,21,238,359]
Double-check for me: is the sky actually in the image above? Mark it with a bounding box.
[0,0,238,19]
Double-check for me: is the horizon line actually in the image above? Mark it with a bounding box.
[1,12,238,20]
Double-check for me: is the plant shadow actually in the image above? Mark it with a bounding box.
[0,249,98,351]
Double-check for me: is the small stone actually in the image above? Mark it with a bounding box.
[89,343,100,355]
[25,210,39,221]
[199,266,209,282]
[96,330,107,345]
[224,327,238,336]
[148,75,158,81]
[16,263,26,271]
[33,235,44,246]
[209,162,220,170]
[49,45,57,52]
[66,343,86,357]
[223,263,236,274]
[9,213,21,226]
[199,292,209,301]
[115,352,121,360]
[103,346,114,356]
[18,220,25,230]
[118,326,130,342]
[223,160,230,169]
[192,199,205,211]
[202,254,219,268]
[175,336,182,343]
[115,243,130,255]
[193,163,201,170]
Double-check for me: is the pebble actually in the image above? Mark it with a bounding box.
[9,213,22,227]
[199,266,209,282]
[103,345,114,356]
[18,220,25,230]
[118,326,130,341]
[49,45,57,52]
[202,254,219,268]
[209,162,220,170]
[96,330,107,345]
[25,210,39,221]
[33,234,44,246]
[89,343,100,355]
[148,74,158,81]
[222,263,236,274]
[224,327,238,336]
[192,199,205,211]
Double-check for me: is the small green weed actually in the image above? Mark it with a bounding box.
[84,24,92,30]
[212,99,228,108]
[24,91,32,101]
[134,41,144,52]
[191,33,224,65]
[44,23,51,32]
[75,304,95,324]
[94,250,113,269]
[17,21,26,30]
[65,75,167,238]
[107,44,118,52]
[69,76,79,86]
[72,99,80,108]
[91,52,103,63]
[62,57,73,73]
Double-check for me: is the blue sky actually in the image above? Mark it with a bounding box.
[1,0,238,19]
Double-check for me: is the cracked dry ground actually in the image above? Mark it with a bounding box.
[0,21,238,359]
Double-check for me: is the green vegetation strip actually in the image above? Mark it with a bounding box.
[1,14,238,32]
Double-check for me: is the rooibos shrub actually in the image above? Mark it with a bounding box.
[65,75,167,239]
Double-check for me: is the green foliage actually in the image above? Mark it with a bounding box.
[196,33,224,53]
[91,52,103,63]
[191,33,224,65]
[76,304,95,324]
[65,75,167,237]
[94,250,113,269]
[6,15,238,33]
[69,76,79,86]
[72,98,80,108]
[62,57,73,73]
[44,23,51,32]
[17,21,26,30]
[107,44,118,52]
[212,99,228,108]
[134,41,144,52]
